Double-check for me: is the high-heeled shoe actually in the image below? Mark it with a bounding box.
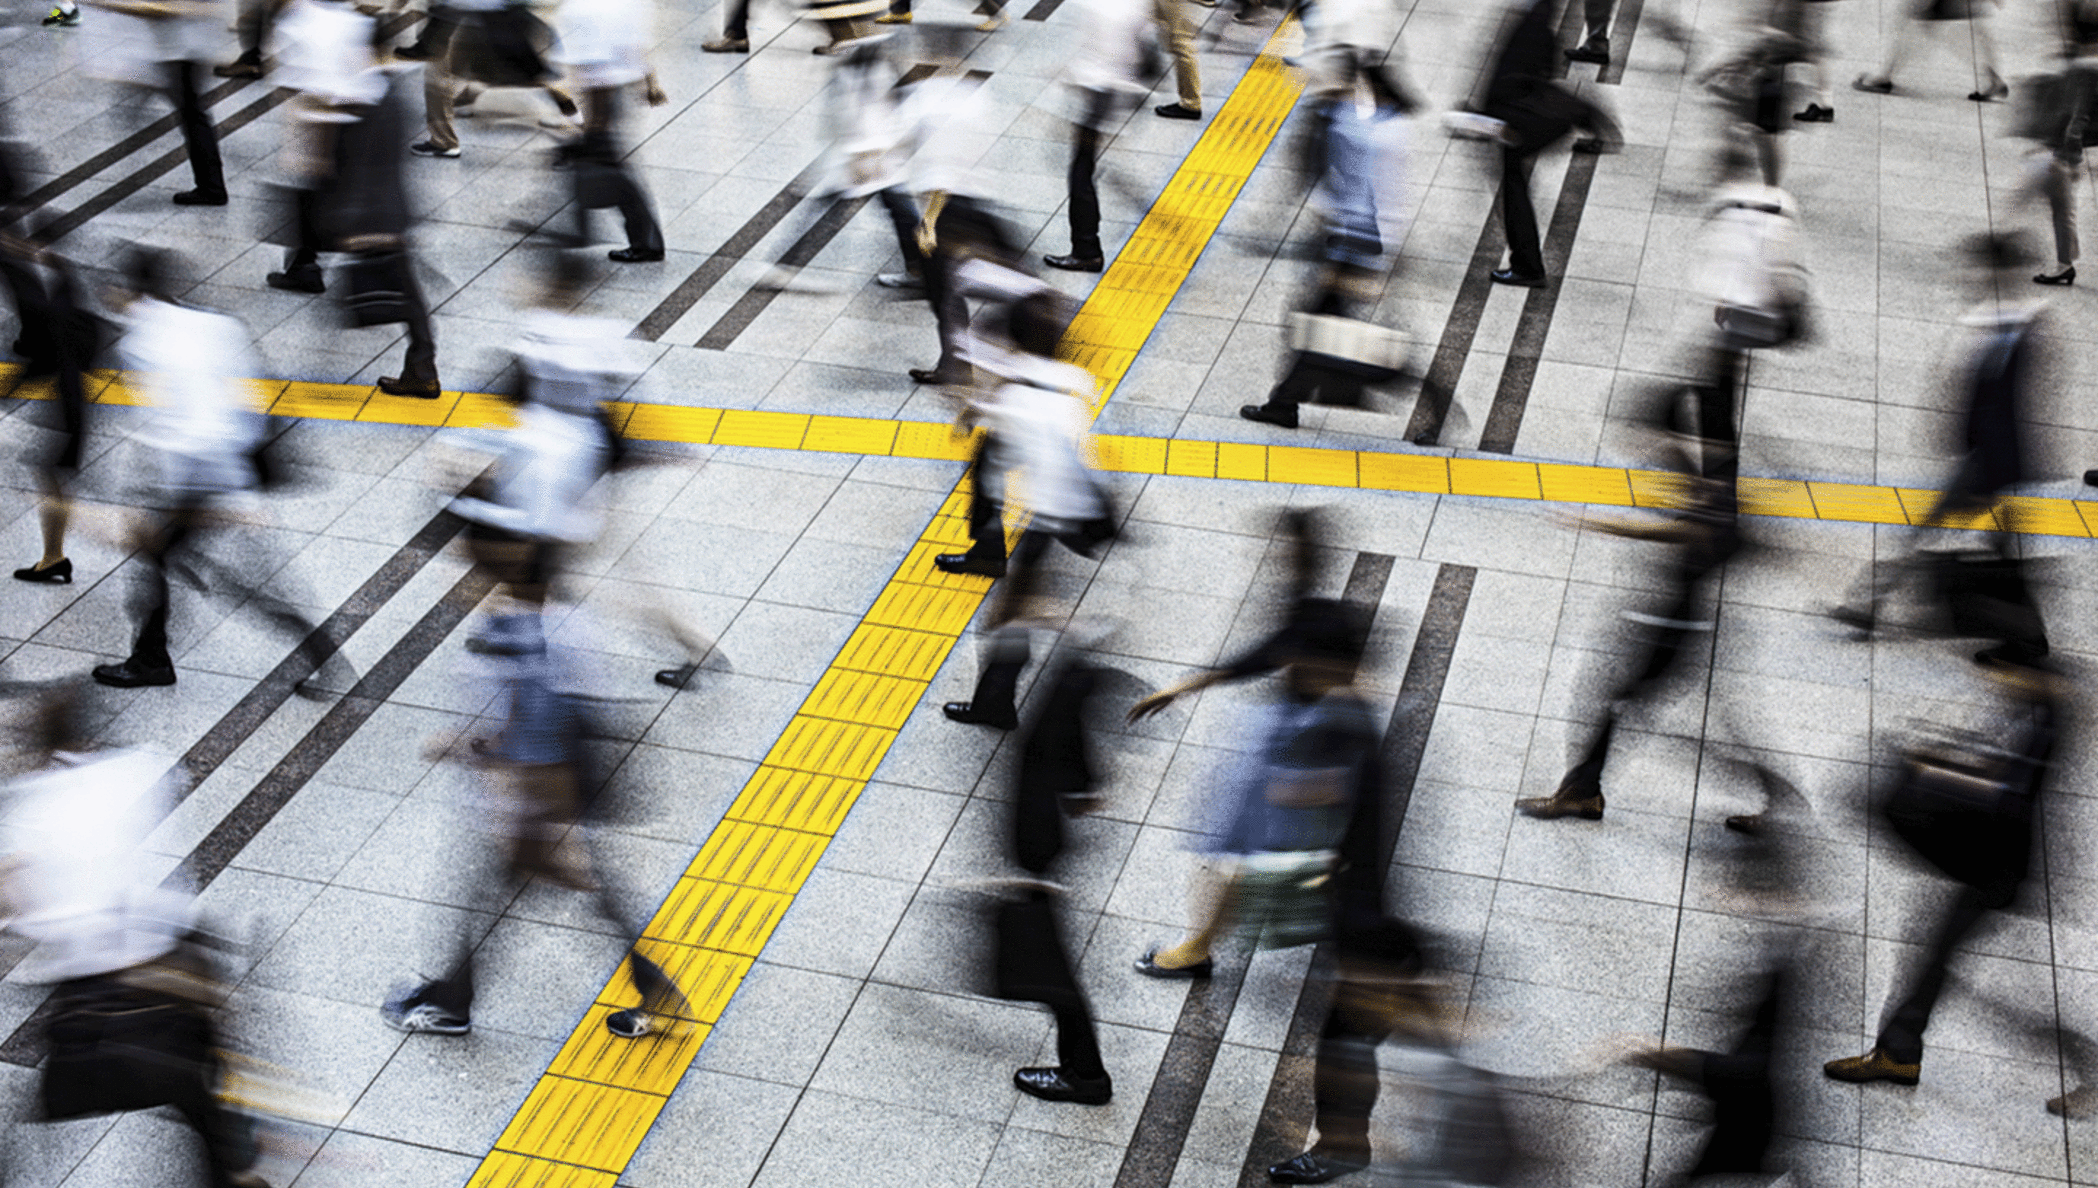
[13,558,71,584]
[2035,265,2076,286]
[1968,77,2009,102]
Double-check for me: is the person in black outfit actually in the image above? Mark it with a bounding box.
[1,232,99,586]
[994,652,1114,1105]
[1623,968,1788,1184]
[1479,0,1619,287]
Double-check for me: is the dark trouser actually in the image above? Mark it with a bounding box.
[1499,146,1542,277]
[128,505,331,674]
[1066,90,1114,260]
[967,624,1032,723]
[398,254,440,387]
[925,248,971,378]
[407,6,458,56]
[168,61,227,199]
[1310,999,1391,1167]
[876,187,926,278]
[1877,887,1991,1064]
[287,186,326,274]
[575,88,664,255]
[231,0,291,63]
[723,0,750,38]
[1581,0,1613,44]
[1009,889,1105,1079]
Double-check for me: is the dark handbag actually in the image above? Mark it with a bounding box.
[1882,746,2030,904]
[573,156,624,211]
[991,893,1080,1006]
[1925,550,2047,657]
[457,4,554,88]
[343,251,412,327]
[42,978,217,1121]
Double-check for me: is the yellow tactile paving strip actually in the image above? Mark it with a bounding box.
[452,18,1309,1188]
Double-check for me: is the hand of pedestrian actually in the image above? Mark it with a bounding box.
[645,78,668,106]
[915,219,937,257]
[1126,690,1176,722]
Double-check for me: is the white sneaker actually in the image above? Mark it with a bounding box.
[381,986,470,1035]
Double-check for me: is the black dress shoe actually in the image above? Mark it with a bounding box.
[266,269,324,294]
[1795,103,1834,123]
[393,40,437,60]
[1155,102,1201,120]
[172,189,229,206]
[377,376,441,398]
[1562,40,1608,66]
[2035,266,2076,286]
[655,664,698,690]
[1043,253,1104,272]
[1490,268,1546,288]
[909,367,969,385]
[1014,1067,1113,1105]
[93,659,176,688]
[1268,1151,1367,1184]
[944,701,1018,729]
[1852,74,1893,94]
[934,553,1005,578]
[13,558,72,584]
[2084,469,2098,487]
[1239,403,1298,429]
[1134,949,1212,979]
[609,247,666,263]
[214,55,263,79]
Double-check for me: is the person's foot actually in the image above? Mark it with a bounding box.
[1829,602,1876,638]
[934,553,1005,578]
[392,39,437,60]
[381,985,471,1035]
[1043,253,1104,272]
[1516,774,1604,821]
[1723,813,1764,836]
[655,664,699,690]
[1490,268,1546,288]
[1014,1067,1112,1105]
[1795,103,1834,123]
[13,558,72,584]
[2048,1085,2098,1118]
[1563,39,1608,66]
[1231,6,1262,22]
[1155,103,1201,120]
[1239,403,1298,429]
[1823,1047,1919,1086]
[606,1007,677,1039]
[2085,469,2098,487]
[610,247,666,263]
[266,268,325,294]
[1268,1151,1368,1184]
[92,659,176,688]
[944,701,1018,729]
[977,10,1007,30]
[1969,78,2009,102]
[377,376,442,398]
[214,54,263,78]
[702,35,749,51]
[409,140,461,159]
[172,189,229,206]
[909,367,970,386]
[874,271,924,290]
[2036,264,2076,286]
[41,6,80,25]
[1852,74,1893,94]
[1569,136,1615,154]
[1134,949,1213,979]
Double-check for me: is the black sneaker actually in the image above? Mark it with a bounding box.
[41,6,80,25]
[380,985,470,1035]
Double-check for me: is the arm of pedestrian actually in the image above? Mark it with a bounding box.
[1126,669,1224,722]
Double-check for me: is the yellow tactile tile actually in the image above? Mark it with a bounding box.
[466,1151,620,1188]
[762,716,895,781]
[1269,445,1357,487]
[804,668,925,730]
[1807,481,1907,525]
[1448,457,1540,501]
[690,819,828,893]
[493,1077,667,1171]
[713,409,810,450]
[724,767,860,834]
[643,879,791,957]
[803,415,899,455]
[620,403,722,444]
[272,381,373,421]
[1357,451,1447,494]
[547,1005,709,1095]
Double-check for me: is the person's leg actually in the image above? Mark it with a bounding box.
[1155,0,1201,112]
[131,514,193,672]
[612,170,665,255]
[1305,1002,1381,1169]
[168,61,227,201]
[2045,158,2079,275]
[1871,16,1919,83]
[959,625,1029,726]
[1062,94,1108,261]
[1049,1000,1107,1080]
[1500,147,1543,277]
[1143,862,1234,971]
[423,50,462,152]
[876,187,925,279]
[1579,0,1613,53]
[1875,889,1992,1065]
[722,0,749,39]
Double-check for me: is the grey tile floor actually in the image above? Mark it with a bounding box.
[5,0,2098,1183]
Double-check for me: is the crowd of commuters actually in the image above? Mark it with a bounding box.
[1,0,2095,1184]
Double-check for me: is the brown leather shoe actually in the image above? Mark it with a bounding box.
[1823,1047,1919,1086]
[377,376,441,398]
[1516,776,1603,820]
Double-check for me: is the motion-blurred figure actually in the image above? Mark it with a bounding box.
[555,0,669,264]
[92,251,334,691]
[1853,0,2005,101]
[1240,56,1413,429]
[1135,601,1374,978]
[214,0,292,78]
[1777,0,1839,123]
[1623,966,1789,1184]
[2013,6,2098,286]
[383,254,687,1041]
[78,0,229,204]
[407,0,576,159]
[0,689,270,1188]
[262,0,378,295]
[941,293,1116,729]
[990,646,1113,1105]
[1826,661,2059,1090]
[1040,0,1153,273]
[1,231,102,586]
[1831,233,2050,668]
[1698,28,1805,185]
[1479,0,1620,288]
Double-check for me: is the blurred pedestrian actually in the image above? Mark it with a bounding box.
[1,233,102,586]
[407,0,577,159]
[1853,0,2005,101]
[1622,966,1789,1183]
[1040,0,1154,274]
[555,0,669,264]
[2012,8,2098,286]
[78,0,229,205]
[1778,0,1841,122]
[1151,0,1202,120]
[263,0,380,294]
[214,0,293,78]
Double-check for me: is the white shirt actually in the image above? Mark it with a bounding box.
[901,75,991,197]
[1066,0,1151,96]
[555,0,652,88]
[272,0,381,104]
[79,0,226,81]
[1,750,194,984]
[448,403,611,543]
[119,298,265,500]
[981,357,1104,528]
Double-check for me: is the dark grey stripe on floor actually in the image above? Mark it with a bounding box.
[631,62,946,343]
[1235,562,1475,1187]
[12,76,256,223]
[1405,201,1504,446]
[1111,551,1396,1188]
[1476,151,1599,454]
[1021,0,1065,18]
[45,87,297,244]
[1598,0,1646,86]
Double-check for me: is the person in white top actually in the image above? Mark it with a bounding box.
[92,251,335,693]
[552,0,668,262]
[77,0,228,204]
[1042,0,1153,272]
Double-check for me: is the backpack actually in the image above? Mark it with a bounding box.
[1705,188,1810,350]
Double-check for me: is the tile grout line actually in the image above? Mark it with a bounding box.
[457,19,1309,1187]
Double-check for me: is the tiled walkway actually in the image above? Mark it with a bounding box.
[5,0,2098,1184]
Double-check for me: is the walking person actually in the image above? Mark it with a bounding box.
[2015,9,2098,285]
[1,233,102,586]
[1040,0,1153,273]
[408,0,576,159]
[262,0,380,294]
[1152,0,1203,120]
[555,0,668,263]
[79,0,229,204]
[1853,0,2006,101]
[1779,0,1842,122]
